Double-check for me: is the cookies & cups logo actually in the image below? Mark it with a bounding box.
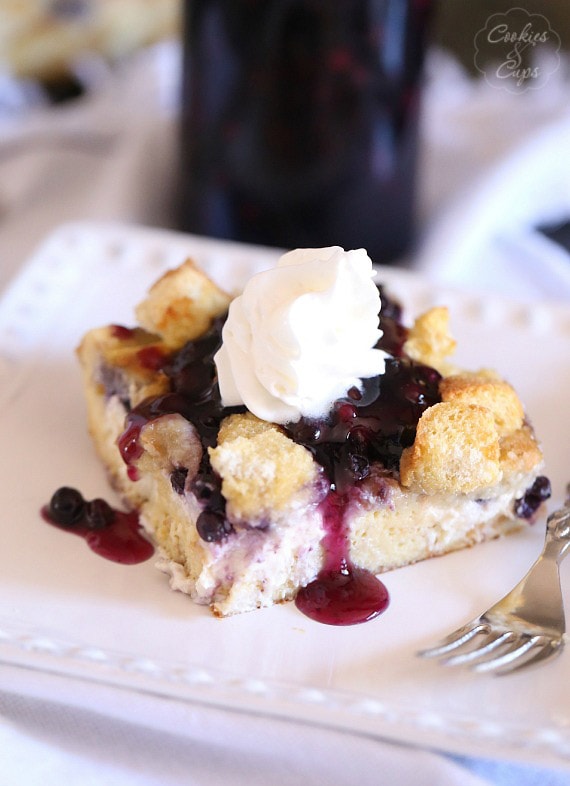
[474,7,561,93]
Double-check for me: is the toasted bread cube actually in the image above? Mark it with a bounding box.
[135,258,231,348]
[400,402,502,495]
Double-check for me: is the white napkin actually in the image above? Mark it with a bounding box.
[415,51,570,301]
[4,661,570,786]
[0,665,507,786]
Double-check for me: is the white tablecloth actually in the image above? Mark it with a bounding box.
[1,41,570,786]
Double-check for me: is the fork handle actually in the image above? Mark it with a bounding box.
[490,504,570,634]
[545,504,570,563]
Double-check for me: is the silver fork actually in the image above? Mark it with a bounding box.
[418,504,570,675]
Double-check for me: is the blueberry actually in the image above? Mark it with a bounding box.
[401,381,426,404]
[347,386,362,401]
[347,452,370,480]
[336,403,357,422]
[196,510,233,542]
[48,487,85,527]
[290,420,323,444]
[192,476,215,500]
[348,425,370,448]
[85,498,115,530]
[514,476,552,519]
[531,476,552,501]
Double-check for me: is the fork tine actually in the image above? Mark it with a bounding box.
[417,622,487,659]
[472,635,545,673]
[442,630,516,667]
[493,639,564,676]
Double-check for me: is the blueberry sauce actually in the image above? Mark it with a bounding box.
[117,317,245,536]
[42,487,154,564]
[284,359,441,492]
[376,284,408,357]
[295,491,389,625]
[282,285,439,492]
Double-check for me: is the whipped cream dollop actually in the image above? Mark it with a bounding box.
[214,247,388,424]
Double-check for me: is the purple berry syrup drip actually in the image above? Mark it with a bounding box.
[294,490,390,625]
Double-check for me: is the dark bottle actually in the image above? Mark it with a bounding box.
[178,0,433,264]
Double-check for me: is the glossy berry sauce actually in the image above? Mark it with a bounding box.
[117,317,245,540]
[295,491,390,625]
[42,487,154,564]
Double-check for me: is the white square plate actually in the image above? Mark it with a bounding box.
[2,222,570,768]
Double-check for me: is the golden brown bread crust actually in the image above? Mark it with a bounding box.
[400,402,502,495]
[399,317,536,497]
[209,413,320,522]
[135,259,232,349]
[400,370,539,496]
[403,306,457,374]
[500,425,543,475]
[439,373,524,436]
